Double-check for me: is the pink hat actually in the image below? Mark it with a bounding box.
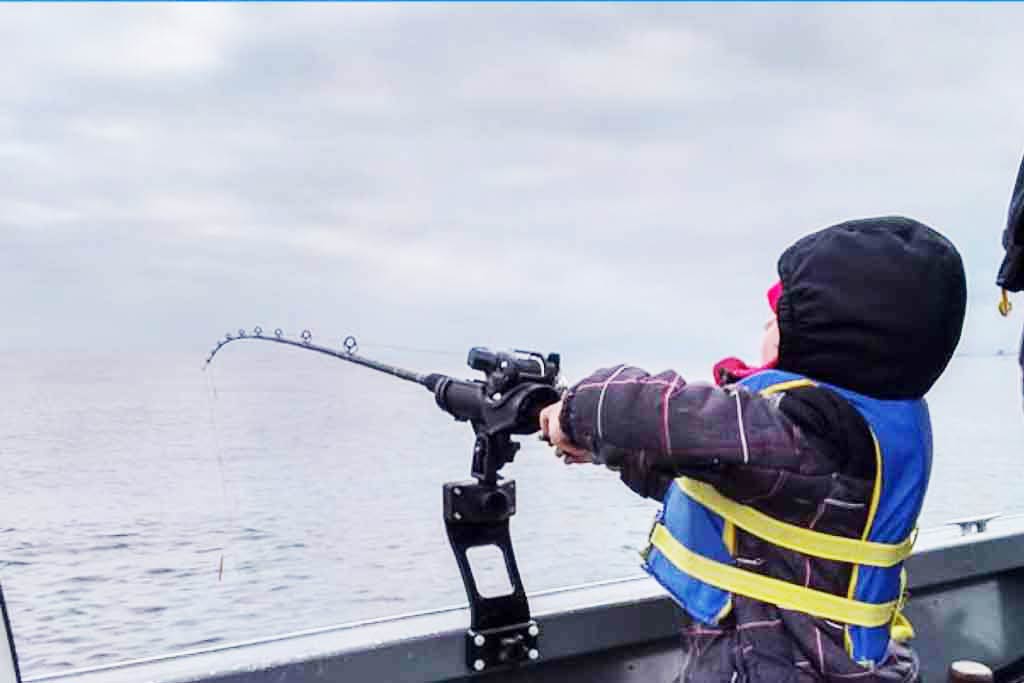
[767,280,783,313]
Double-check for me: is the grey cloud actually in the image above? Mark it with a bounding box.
[3,5,1023,370]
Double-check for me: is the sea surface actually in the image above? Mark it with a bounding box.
[2,347,1022,676]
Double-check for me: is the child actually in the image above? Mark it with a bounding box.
[541,217,966,682]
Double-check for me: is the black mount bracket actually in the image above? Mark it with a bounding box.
[444,472,540,673]
[436,351,560,673]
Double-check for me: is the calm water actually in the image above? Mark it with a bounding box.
[2,347,1022,676]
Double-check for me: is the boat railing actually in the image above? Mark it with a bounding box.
[945,513,1004,535]
[17,516,1024,683]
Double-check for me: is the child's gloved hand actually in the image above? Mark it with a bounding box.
[538,401,592,464]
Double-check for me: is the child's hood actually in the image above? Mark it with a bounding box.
[776,216,967,400]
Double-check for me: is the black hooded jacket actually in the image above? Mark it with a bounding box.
[997,155,1024,292]
[777,216,966,399]
[560,217,966,682]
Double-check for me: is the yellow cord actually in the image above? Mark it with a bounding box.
[1000,289,1012,317]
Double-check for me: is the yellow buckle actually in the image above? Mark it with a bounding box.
[1000,289,1013,317]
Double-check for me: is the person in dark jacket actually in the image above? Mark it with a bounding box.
[541,217,966,683]
[996,154,1024,392]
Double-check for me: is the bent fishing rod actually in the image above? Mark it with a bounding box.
[205,327,562,477]
[206,327,561,672]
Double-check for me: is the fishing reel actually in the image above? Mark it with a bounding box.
[426,348,562,485]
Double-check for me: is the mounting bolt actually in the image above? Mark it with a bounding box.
[491,393,502,401]
[528,649,539,661]
[528,624,539,637]
[473,659,485,671]
[453,487,462,496]
[473,634,485,647]
[454,512,462,521]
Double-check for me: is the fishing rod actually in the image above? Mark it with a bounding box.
[205,327,563,672]
[205,328,430,386]
[205,328,562,472]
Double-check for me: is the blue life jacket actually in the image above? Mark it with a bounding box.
[642,369,931,665]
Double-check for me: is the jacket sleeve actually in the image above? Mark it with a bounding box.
[997,154,1024,291]
[559,365,805,499]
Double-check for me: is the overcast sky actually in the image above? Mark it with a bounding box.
[4,4,1024,377]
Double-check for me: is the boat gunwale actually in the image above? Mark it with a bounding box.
[23,526,1024,683]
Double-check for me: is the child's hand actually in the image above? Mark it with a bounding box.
[539,401,592,464]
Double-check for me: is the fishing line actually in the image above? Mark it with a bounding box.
[353,342,463,357]
[204,364,237,582]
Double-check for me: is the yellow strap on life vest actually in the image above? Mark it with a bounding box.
[1000,288,1013,317]
[649,524,898,627]
[890,611,914,642]
[889,569,914,642]
[757,378,816,396]
[678,479,915,568]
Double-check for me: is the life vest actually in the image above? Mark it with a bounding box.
[642,369,931,666]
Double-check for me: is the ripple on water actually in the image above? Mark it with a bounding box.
[131,606,168,615]
[174,637,224,650]
[69,573,109,583]
[350,595,405,605]
[238,527,270,541]
[274,542,307,551]
[195,546,223,555]
[86,543,131,552]
[0,560,31,567]
[36,659,75,670]
[86,652,117,663]
[52,636,84,645]
[144,568,176,576]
